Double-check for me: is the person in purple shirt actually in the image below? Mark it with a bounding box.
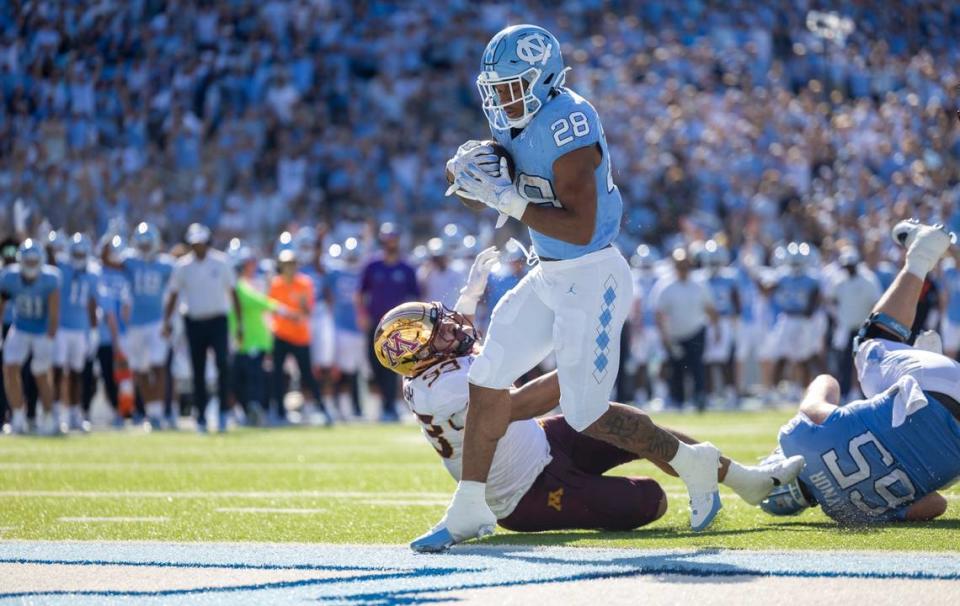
[357,223,420,422]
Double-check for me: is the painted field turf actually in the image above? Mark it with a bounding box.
[1,409,959,550]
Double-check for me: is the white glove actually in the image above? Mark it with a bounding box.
[445,141,495,199]
[455,246,499,315]
[905,224,952,278]
[442,481,497,542]
[456,157,528,226]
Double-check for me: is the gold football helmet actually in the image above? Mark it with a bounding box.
[373,301,478,377]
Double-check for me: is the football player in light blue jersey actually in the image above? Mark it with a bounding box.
[120,222,174,427]
[96,236,130,424]
[627,244,664,404]
[327,238,365,419]
[0,240,61,434]
[433,24,723,547]
[760,243,821,395]
[700,242,740,408]
[291,227,337,417]
[55,233,100,431]
[938,254,960,359]
[761,221,960,525]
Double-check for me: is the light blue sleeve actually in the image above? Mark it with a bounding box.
[534,91,602,162]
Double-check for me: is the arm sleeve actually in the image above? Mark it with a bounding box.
[541,95,602,157]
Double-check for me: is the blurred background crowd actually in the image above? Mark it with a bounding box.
[2,0,960,430]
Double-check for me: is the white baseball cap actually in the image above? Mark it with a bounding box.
[186,223,211,245]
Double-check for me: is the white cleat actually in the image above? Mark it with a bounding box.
[678,442,722,532]
[733,455,806,506]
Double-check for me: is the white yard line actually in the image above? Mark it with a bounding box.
[0,462,436,470]
[57,516,169,523]
[0,490,451,499]
[214,507,328,514]
[358,499,450,507]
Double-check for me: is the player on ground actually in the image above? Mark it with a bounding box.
[120,223,174,428]
[0,240,61,434]
[760,221,960,524]
[375,248,804,552]
[54,234,100,432]
[440,24,727,546]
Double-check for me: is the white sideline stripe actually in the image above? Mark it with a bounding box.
[0,490,452,499]
[0,462,436,470]
[215,507,328,514]
[58,516,169,523]
[359,499,450,507]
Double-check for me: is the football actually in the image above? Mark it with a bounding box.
[446,140,515,211]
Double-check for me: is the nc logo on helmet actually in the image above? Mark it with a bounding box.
[381,332,420,365]
[516,33,552,66]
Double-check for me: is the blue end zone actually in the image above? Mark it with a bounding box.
[0,543,958,605]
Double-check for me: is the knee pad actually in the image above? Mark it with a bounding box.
[853,312,913,354]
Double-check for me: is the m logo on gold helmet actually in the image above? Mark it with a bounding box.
[373,301,478,377]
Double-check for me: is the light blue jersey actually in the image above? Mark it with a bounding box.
[0,265,61,334]
[300,264,328,304]
[491,88,621,260]
[58,263,100,330]
[942,267,960,323]
[706,270,739,317]
[98,266,129,345]
[773,271,819,316]
[633,271,659,327]
[327,267,360,333]
[735,266,757,324]
[779,390,960,524]
[121,254,173,326]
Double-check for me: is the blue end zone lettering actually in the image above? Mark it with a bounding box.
[0,543,958,605]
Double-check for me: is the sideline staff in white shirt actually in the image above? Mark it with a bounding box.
[827,247,882,399]
[651,248,718,411]
[162,223,242,431]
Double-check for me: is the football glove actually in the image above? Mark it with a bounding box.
[454,246,499,315]
[411,481,496,553]
[904,223,952,278]
[456,157,528,226]
[445,141,494,199]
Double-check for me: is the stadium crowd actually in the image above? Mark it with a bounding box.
[3,0,960,431]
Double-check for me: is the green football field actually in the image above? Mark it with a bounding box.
[1,409,958,551]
